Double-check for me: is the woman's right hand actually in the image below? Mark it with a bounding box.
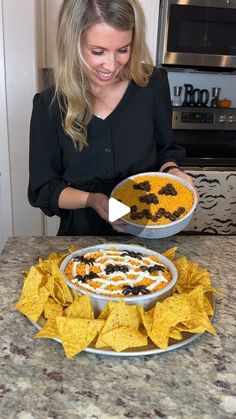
[86,192,126,228]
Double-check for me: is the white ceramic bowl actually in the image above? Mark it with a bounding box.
[111,172,197,239]
[60,243,178,315]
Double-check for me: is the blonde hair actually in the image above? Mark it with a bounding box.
[54,0,153,150]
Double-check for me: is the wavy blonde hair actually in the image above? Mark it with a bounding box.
[54,0,153,150]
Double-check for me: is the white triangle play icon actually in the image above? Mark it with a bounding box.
[108,198,130,223]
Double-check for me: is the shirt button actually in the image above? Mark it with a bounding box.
[103,125,109,131]
[107,171,112,176]
[105,147,111,153]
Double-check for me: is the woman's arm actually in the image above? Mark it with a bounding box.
[28,92,69,216]
[58,187,89,209]
[58,187,125,226]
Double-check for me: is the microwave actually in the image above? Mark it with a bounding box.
[156,0,236,71]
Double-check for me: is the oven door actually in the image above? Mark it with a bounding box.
[174,130,236,167]
[157,0,236,70]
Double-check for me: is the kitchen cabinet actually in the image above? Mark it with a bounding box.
[0,177,5,253]
[40,0,62,68]
[1,0,44,239]
[42,0,160,68]
[0,1,13,252]
[185,169,236,234]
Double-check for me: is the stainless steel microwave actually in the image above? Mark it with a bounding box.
[156,0,236,71]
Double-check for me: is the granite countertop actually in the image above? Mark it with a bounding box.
[0,235,236,419]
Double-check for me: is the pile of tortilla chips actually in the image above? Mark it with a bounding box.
[15,247,221,358]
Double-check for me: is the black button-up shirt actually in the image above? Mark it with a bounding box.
[28,67,185,235]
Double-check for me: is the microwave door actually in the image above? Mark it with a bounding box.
[157,0,236,70]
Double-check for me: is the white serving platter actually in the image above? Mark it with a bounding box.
[29,295,214,358]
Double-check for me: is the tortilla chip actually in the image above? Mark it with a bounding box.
[68,245,78,254]
[97,326,147,352]
[178,286,217,335]
[138,306,154,334]
[42,273,58,301]
[34,318,59,340]
[16,286,49,322]
[64,294,94,319]
[169,328,183,340]
[56,317,104,358]
[150,300,190,349]
[99,301,141,335]
[178,313,217,335]
[36,260,72,304]
[204,294,214,316]
[17,266,44,298]
[94,334,108,349]
[44,297,63,319]
[98,301,117,320]
[47,251,69,264]
[51,264,73,304]
[162,247,178,260]
[96,302,142,349]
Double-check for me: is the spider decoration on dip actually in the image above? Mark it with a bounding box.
[74,272,99,283]
[120,250,143,260]
[105,264,129,275]
[140,264,165,274]
[73,256,95,265]
[122,285,150,296]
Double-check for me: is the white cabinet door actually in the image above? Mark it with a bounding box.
[140,0,160,60]
[185,169,236,234]
[0,175,5,253]
[3,0,44,236]
[0,0,12,251]
[44,0,62,68]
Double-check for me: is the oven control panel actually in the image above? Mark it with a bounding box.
[172,107,236,130]
[181,112,214,124]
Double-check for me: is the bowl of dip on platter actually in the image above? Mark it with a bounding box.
[60,243,178,315]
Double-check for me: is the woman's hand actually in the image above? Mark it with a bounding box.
[86,192,126,228]
[167,168,199,203]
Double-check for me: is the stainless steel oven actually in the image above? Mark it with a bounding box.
[157,0,236,71]
[172,107,236,235]
[172,107,236,167]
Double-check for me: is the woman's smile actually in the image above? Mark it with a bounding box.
[95,71,115,82]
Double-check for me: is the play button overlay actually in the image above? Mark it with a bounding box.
[108,198,130,223]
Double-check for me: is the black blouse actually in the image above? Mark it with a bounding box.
[28,66,185,235]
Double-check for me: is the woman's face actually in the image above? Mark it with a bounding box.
[82,22,133,87]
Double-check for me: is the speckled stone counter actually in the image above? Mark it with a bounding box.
[0,236,236,419]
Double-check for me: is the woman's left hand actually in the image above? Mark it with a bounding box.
[167,168,199,203]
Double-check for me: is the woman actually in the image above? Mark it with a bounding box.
[28,0,196,236]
